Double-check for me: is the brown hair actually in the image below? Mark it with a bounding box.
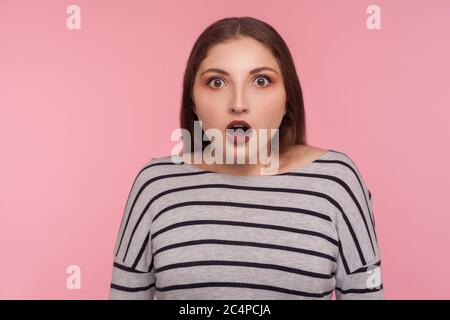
[179,16,307,155]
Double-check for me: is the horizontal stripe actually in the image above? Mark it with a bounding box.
[153,200,332,223]
[110,282,155,293]
[155,260,334,279]
[153,239,337,262]
[155,281,334,298]
[335,284,383,294]
[151,219,339,246]
[351,260,381,274]
[113,262,147,274]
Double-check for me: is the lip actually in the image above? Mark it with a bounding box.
[225,120,253,145]
[226,120,252,130]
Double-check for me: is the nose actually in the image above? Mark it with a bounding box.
[230,104,248,114]
[229,88,248,114]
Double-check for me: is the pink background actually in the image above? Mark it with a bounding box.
[1,0,449,299]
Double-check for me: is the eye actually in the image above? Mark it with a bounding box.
[253,75,272,87]
[206,77,226,88]
[205,75,273,89]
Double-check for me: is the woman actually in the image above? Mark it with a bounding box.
[109,16,383,300]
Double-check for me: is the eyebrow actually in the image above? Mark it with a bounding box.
[200,66,279,77]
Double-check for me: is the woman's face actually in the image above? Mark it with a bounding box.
[192,36,286,162]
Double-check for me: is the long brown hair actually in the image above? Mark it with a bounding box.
[179,16,307,156]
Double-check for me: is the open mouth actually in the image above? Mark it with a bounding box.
[225,120,253,145]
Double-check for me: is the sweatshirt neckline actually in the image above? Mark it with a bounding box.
[179,149,330,178]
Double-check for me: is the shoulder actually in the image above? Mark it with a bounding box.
[290,145,367,178]
[123,155,183,209]
[136,155,183,184]
[333,149,370,184]
[311,148,373,203]
[324,151,374,226]
[315,148,368,181]
[322,151,380,274]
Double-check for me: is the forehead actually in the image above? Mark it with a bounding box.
[199,37,280,74]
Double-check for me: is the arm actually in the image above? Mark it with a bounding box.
[333,158,384,300]
[109,163,156,300]
[335,260,383,300]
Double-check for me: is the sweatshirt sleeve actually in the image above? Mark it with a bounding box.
[109,162,156,300]
[333,157,384,300]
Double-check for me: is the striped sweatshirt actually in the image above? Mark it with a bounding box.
[109,149,383,300]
